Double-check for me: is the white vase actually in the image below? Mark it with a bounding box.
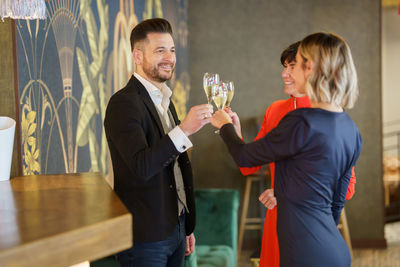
[0,117,16,181]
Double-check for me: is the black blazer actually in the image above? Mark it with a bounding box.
[104,76,195,242]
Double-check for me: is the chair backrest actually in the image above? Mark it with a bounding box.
[194,189,239,253]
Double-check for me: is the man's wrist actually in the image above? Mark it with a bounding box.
[179,124,191,137]
[169,126,193,152]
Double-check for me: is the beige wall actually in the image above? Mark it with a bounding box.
[382,7,400,156]
[188,0,384,246]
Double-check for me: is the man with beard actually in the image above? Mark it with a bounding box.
[104,18,213,267]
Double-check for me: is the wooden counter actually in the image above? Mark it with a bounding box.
[0,172,132,267]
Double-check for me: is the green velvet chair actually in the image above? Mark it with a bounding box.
[184,188,239,267]
[91,256,119,267]
[91,188,239,267]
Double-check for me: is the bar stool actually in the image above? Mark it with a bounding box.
[237,172,263,258]
[250,250,261,267]
[244,208,353,266]
[338,208,353,258]
[238,169,353,261]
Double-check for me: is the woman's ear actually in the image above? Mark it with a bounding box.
[304,59,314,77]
[132,49,142,65]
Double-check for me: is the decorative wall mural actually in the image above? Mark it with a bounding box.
[48,0,81,174]
[112,0,138,94]
[75,0,109,181]
[16,0,190,183]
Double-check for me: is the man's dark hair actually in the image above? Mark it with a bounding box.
[130,18,173,51]
[280,41,300,66]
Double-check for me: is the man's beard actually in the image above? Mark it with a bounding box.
[142,60,175,83]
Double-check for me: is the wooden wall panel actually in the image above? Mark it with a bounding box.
[0,19,21,178]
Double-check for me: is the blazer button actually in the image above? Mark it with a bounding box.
[170,185,173,189]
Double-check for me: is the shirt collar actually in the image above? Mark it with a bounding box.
[134,72,172,108]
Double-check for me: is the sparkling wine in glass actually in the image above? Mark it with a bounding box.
[224,81,235,108]
[203,73,220,104]
[212,83,227,110]
[212,82,227,134]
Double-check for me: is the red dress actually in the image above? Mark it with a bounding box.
[239,96,356,267]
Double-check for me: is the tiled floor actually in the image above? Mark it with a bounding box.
[238,221,400,267]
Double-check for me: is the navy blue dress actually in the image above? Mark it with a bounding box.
[220,108,362,267]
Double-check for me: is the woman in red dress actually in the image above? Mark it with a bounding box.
[238,42,356,267]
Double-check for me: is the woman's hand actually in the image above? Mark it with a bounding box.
[225,108,242,138]
[211,110,232,129]
[259,189,276,210]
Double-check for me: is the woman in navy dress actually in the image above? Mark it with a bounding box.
[211,32,362,267]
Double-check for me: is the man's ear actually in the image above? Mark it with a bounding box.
[133,48,142,65]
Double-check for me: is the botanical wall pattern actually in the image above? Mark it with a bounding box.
[16,0,189,185]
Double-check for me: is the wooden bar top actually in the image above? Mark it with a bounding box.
[0,172,132,267]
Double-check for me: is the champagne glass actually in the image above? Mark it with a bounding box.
[212,82,227,133]
[224,81,235,108]
[203,73,220,104]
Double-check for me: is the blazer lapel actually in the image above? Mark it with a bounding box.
[130,76,164,136]
[169,101,181,126]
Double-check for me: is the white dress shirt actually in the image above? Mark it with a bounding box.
[134,72,192,152]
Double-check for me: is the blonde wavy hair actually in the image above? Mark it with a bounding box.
[299,32,358,109]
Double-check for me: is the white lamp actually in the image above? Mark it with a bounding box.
[0,117,16,181]
[0,0,46,21]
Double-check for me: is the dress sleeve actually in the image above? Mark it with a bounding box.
[332,133,362,224]
[239,107,271,175]
[220,113,309,168]
[331,167,352,224]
